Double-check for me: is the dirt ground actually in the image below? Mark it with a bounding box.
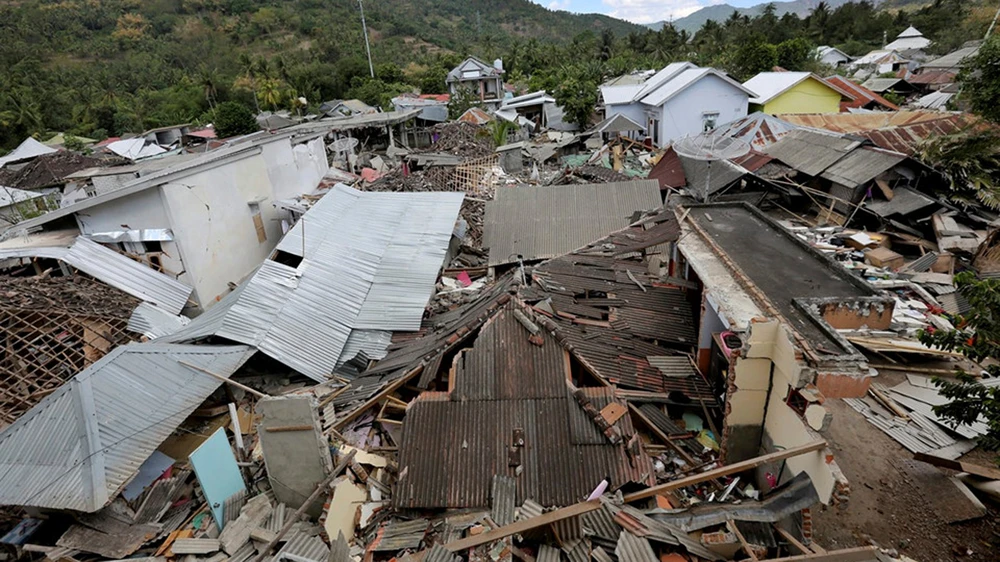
[813,371,1000,562]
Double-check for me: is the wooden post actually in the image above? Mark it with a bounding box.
[623,440,828,502]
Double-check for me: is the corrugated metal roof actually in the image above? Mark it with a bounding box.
[777,111,951,134]
[394,307,653,509]
[859,114,978,155]
[640,69,755,107]
[272,528,330,562]
[424,544,459,562]
[865,186,937,217]
[372,520,428,551]
[0,137,57,168]
[593,114,645,134]
[922,43,980,71]
[127,302,192,339]
[761,129,861,176]
[711,112,800,151]
[491,475,517,526]
[819,147,907,188]
[615,531,657,562]
[825,76,899,111]
[63,237,193,315]
[163,184,462,382]
[860,78,909,93]
[0,343,253,511]
[484,180,661,266]
[537,545,561,562]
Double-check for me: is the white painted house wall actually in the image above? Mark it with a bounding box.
[159,151,279,309]
[259,137,329,202]
[604,103,647,133]
[73,187,188,288]
[655,74,750,146]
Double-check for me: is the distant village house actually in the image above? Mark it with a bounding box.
[446,56,505,109]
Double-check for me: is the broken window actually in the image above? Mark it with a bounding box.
[249,202,266,243]
[702,112,720,132]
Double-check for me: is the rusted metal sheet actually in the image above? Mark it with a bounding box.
[483,180,662,266]
[371,519,428,552]
[491,475,517,527]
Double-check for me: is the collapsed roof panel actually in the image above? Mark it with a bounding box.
[395,305,653,509]
[761,129,861,177]
[483,180,662,267]
[162,184,463,382]
[0,343,254,512]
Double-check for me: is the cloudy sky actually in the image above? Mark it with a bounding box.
[534,0,764,24]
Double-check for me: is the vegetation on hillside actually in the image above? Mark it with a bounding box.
[0,0,991,150]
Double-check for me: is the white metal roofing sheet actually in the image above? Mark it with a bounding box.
[161,184,462,382]
[63,237,193,315]
[743,72,812,104]
[0,343,253,511]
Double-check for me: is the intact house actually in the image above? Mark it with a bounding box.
[601,62,755,147]
[0,131,329,314]
[816,46,852,67]
[446,56,505,109]
[742,72,855,115]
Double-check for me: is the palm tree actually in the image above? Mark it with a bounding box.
[238,53,261,113]
[199,69,218,113]
[257,78,282,111]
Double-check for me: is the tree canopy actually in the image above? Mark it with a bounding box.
[0,0,993,151]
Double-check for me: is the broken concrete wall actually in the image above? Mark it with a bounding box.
[815,298,893,331]
[723,319,846,505]
[257,395,334,518]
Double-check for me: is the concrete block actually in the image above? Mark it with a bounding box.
[258,396,334,518]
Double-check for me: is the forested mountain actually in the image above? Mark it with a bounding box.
[0,0,990,151]
[650,0,856,33]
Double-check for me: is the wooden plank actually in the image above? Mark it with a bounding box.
[442,501,601,552]
[331,366,424,431]
[599,402,627,425]
[772,526,810,555]
[913,452,1000,481]
[623,440,828,502]
[759,546,877,561]
[627,403,696,465]
[727,521,759,561]
[178,360,271,399]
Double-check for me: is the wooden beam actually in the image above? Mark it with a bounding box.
[728,520,759,561]
[759,546,877,561]
[441,501,601,552]
[913,452,1000,481]
[330,365,423,432]
[772,525,811,555]
[623,439,828,502]
[627,403,696,465]
[177,360,270,399]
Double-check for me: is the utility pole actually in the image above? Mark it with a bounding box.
[359,0,374,78]
[986,3,1000,40]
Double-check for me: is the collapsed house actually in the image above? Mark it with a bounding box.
[0,131,329,312]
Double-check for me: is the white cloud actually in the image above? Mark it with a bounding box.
[549,0,571,10]
[601,0,726,24]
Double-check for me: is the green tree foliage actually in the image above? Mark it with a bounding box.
[484,119,516,148]
[729,40,778,81]
[960,36,1000,124]
[213,101,257,138]
[776,38,813,70]
[553,72,599,129]
[919,272,1000,454]
[0,0,992,150]
[918,130,1000,210]
[447,85,482,120]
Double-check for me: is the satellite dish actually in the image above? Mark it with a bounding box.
[329,137,359,154]
[673,133,750,203]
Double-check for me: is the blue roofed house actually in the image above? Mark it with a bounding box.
[600,63,755,147]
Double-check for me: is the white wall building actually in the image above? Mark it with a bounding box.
[601,63,754,147]
[4,132,329,313]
